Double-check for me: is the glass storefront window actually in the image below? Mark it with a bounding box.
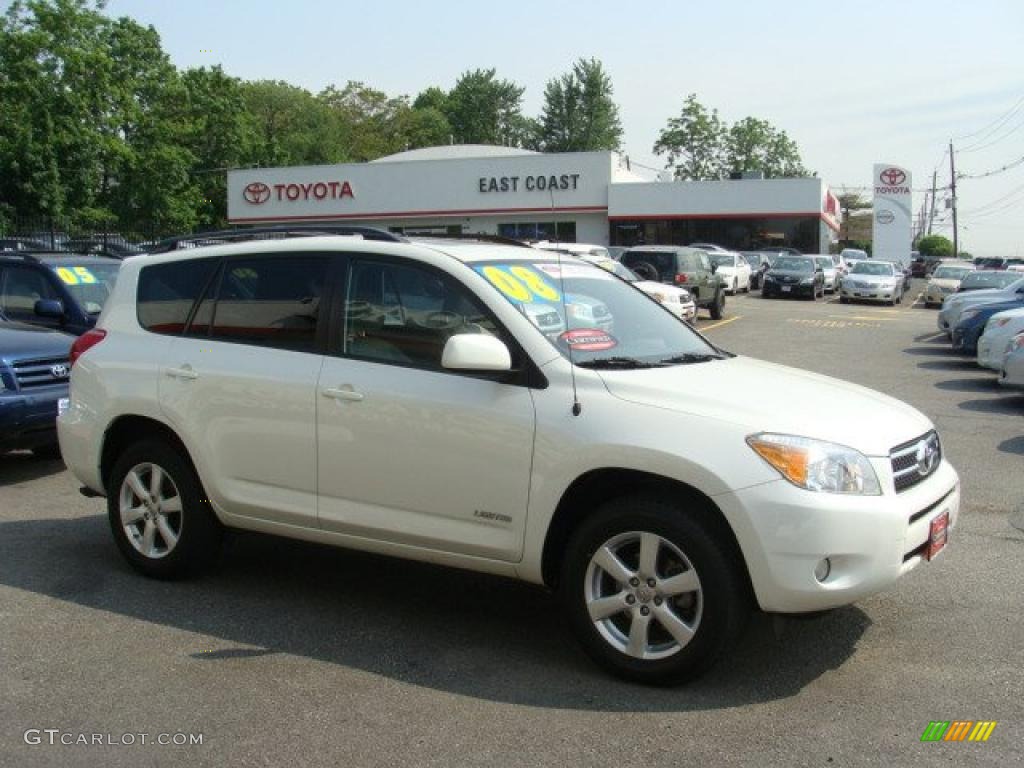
[610,216,825,254]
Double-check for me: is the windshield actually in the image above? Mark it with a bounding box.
[709,254,734,268]
[932,266,972,280]
[960,272,1021,289]
[475,259,722,366]
[46,261,120,313]
[814,257,832,270]
[841,249,868,259]
[974,258,1005,269]
[851,262,895,276]
[772,257,814,272]
[608,262,638,282]
[741,253,762,266]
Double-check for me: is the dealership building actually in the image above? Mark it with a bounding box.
[227,145,840,253]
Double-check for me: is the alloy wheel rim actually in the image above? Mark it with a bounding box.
[584,531,702,660]
[119,462,183,559]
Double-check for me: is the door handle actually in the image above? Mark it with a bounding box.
[322,386,364,402]
[165,365,199,381]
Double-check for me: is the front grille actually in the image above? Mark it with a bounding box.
[12,355,70,389]
[890,431,942,493]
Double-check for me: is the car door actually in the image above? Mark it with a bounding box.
[158,253,330,528]
[315,255,536,562]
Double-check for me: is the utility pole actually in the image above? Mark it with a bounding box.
[949,141,959,256]
[927,170,938,235]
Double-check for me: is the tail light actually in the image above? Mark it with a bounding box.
[70,329,107,367]
[674,273,688,284]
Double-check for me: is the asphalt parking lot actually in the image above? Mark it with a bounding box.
[2,278,1022,768]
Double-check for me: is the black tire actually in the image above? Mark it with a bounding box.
[31,443,63,461]
[107,439,223,579]
[631,261,659,281]
[839,296,849,304]
[709,289,725,320]
[560,495,750,685]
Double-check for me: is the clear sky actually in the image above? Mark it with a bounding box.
[71,1,1024,254]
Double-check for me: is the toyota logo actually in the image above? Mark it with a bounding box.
[879,167,906,186]
[915,435,940,477]
[50,364,69,379]
[243,182,271,205]
[876,209,895,225]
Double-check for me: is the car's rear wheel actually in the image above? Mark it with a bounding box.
[709,290,725,319]
[107,440,223,579]
[560,496,750,685]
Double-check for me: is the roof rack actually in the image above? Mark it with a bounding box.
[405,232,533,249]
[148,225,406,254]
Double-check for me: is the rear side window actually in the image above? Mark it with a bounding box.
[204,256,328,352]
[137,258,219,334]
[621,251,677,282]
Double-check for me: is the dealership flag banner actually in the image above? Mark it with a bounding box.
[872,163,912,264]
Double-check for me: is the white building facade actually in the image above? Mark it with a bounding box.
[227,146,840,253]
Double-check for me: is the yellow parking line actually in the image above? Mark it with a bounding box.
[702,316,742,331]
[829,315,897,321]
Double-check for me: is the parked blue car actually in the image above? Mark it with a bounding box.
[951,298,1024,355]
[0,314,73,457]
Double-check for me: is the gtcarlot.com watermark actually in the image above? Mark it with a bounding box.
[24,729,203,747]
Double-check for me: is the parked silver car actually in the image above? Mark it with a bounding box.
[839,260,904,305]
[813,255,839,293]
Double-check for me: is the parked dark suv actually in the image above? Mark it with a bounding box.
[0,314,72,457]
[619,246,726,319]
[0,252,121,335]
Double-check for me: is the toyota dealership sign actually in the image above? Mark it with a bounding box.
[872,163,912,265]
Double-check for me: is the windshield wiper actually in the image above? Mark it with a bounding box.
[658,353,725,365]
[576,356,667,369]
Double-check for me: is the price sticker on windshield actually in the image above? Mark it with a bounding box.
[56,266,97,285]
[559,328,617,352]
[477,265,561,303]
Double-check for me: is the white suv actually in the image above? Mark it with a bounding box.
[59,230,960,684]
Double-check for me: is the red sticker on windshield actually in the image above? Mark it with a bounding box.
[559,329,617,351]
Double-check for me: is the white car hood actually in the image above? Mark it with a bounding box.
[927,278,960,290]
[846,273,897,284]
[599,356,932,457]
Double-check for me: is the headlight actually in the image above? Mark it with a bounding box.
[800,278,814,285]
[959,309,980,322]
[763,275,775,283]
[746,433,882,495]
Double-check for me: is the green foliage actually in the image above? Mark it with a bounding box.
[539,58,622,152]
[444,68,526,145]
[652,95,726,180]
[654,94,809,180]
[917,234,955,257]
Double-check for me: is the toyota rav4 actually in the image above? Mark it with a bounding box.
[58,229,960,684]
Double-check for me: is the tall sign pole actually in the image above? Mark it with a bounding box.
[949,141,959,256]
[873,163,913,265]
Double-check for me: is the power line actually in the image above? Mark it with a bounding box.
[954,94,1024,144]
[958,113,1024,153]
[959,154,1024,180]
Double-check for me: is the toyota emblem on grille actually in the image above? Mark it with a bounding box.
[915,435,939,477]
[243,182,271,205]
[50,364,69,379]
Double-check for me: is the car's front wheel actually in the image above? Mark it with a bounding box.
[560,496,750,685]
[107,439,223,579]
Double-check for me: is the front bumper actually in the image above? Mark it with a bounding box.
[763,282,815,297]
[714,459,960,613]
[0,386,66,452]
[840,284,898,302]
[976,334,1003,370]
[951,324,983,353]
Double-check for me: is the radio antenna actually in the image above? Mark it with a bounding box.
[550,185,581,416]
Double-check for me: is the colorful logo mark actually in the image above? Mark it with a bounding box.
[920,721,997,742]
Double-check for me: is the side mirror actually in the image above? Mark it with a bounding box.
[34,298,65,319]
[442,334,512,372]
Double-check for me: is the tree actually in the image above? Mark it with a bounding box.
[837,192,871,245]
[652,94,726,180]
[444,68,526,145]
[181,66,257,228]
[412,86,448,114]
[538,58,622,152]
[725,117,808,178]
[242,80,343,167]
[917,234,955,257]
[399,106,452,150]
